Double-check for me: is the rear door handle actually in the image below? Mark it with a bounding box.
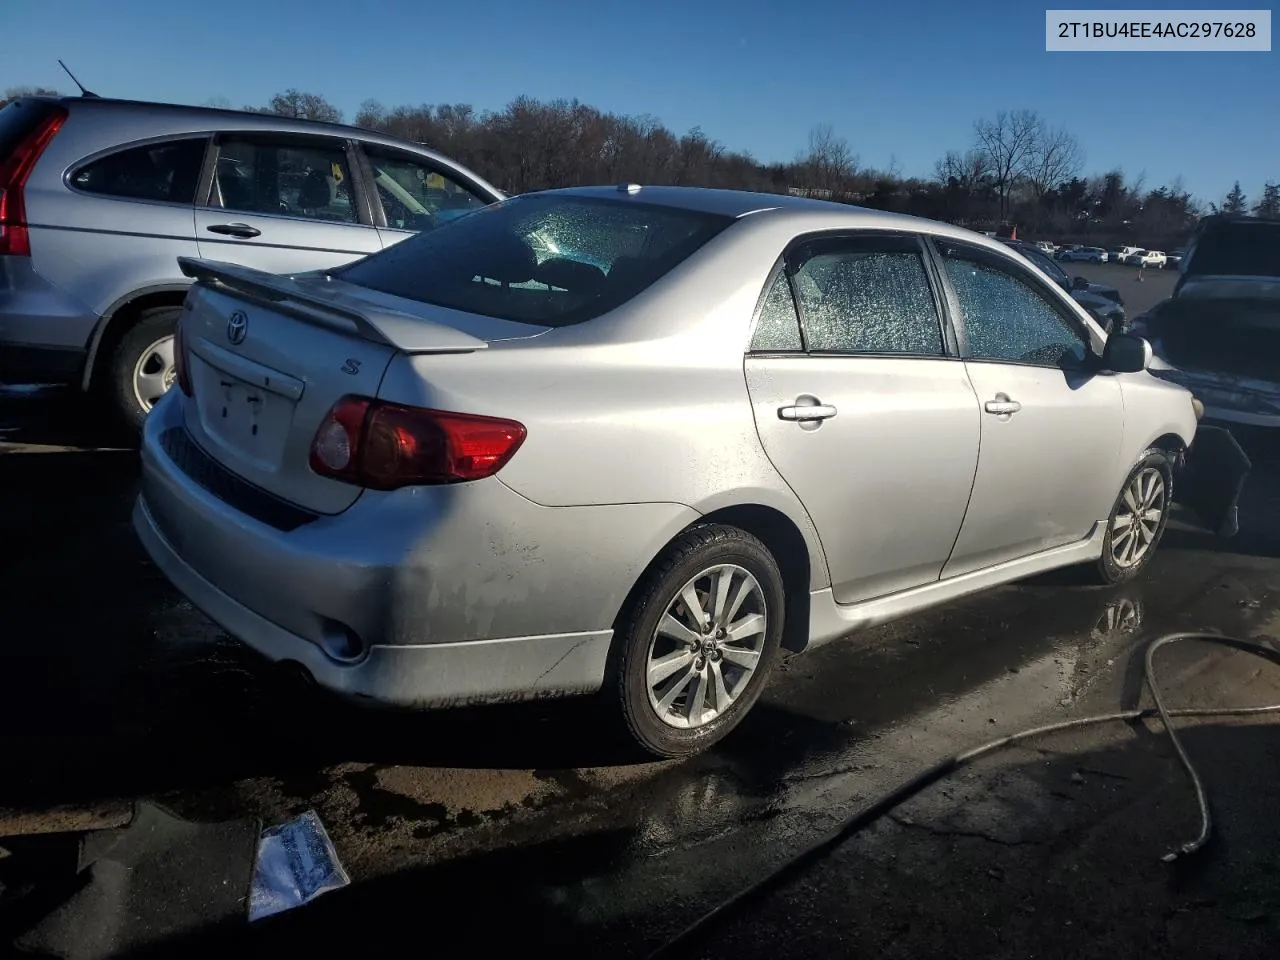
[984,394,1022,416]
[778,403,838,422]
[206,222,262,238]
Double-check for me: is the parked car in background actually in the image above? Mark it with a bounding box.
[1001,239,1126,333]
[1106,247,1126,263]
[1121,249,1148,266]
[1139,250,1167,269]
[1061,246,1107,263]
[134,185,1214,758]
[1136,214,1280,431]
[1165,250,1184,269]
[0,95,504,429]
[1115,246,1143,264]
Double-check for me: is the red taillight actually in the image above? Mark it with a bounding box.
[310,396,527,489]
[0,107,66,258]
[173,316,193,397]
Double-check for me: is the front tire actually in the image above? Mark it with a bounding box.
[1094,450,1173,584]
[109,306,180,433]
[614,525,785,759]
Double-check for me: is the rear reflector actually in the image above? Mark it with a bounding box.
[0,107,66,257]
[310,396,526,489]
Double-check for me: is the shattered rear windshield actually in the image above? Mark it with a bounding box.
[1185,220,1280,279]
[336,194,733,327]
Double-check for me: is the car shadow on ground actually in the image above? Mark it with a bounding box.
[92,719,1280,960]
[0,388,131,450]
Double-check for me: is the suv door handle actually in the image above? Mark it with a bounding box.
[206,222,262,238]
[984,394,1022,417]
[778,402,838,422]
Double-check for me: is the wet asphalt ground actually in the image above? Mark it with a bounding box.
[3,265,1280,957]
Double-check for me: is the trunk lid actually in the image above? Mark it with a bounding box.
[175,257,529,514]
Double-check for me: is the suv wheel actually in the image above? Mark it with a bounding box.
[613,525,785,758]
[110,306,180,433]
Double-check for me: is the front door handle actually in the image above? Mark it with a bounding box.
[778,402,838,422]
[984,393,1022,417]
[206,222,262,238]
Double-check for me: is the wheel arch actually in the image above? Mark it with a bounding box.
[612,504,816,655]
[81,283,191,392]
[1147,432,1190,472]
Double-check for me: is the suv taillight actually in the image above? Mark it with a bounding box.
[0,107,66,257]
[173,316,192,397]
[310,396,527,489]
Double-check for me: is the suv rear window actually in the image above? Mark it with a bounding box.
[0,99,61,163]
[70,138,208,204]
[336,194,733,326]
[1185,219,1280,279]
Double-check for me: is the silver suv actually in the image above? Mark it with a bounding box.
[0,95,503,429]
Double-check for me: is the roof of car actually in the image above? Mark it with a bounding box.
[20,94,505,198]
[527,184,1003,241]
[36,94,369,136]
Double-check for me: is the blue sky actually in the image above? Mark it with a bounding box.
[5,0,1276,204]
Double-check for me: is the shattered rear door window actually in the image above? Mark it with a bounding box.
[789,235,944,356]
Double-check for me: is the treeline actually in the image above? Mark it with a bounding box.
[250,91,1272,250]
[5,84,1277,248]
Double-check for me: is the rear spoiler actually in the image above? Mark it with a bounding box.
[177,257,488,355]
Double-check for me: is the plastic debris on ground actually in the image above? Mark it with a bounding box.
[249,810,350,922]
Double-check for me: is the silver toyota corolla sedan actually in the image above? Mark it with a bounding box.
[134,185,1203,757]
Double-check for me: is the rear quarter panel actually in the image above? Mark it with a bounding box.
[374,214,833,588]
[24,110,211,337]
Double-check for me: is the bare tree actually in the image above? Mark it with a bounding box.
[1025,124,1083,202]
[973,109,1040,221]
[935,149,991,190]
[0,86,60,109]
[799,123,857,194]
[355,98,387,130]
[264,89,343,123]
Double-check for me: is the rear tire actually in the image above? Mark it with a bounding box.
[109,306,180,434]
[1094,450,1173,584]
[614,525,785,759]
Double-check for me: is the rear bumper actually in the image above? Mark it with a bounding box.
[0,256,98,379]
[134,495,611,707]
[133,393,696,707]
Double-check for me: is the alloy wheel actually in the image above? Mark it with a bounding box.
[645,563,768,729]
[1111,467,1166,568]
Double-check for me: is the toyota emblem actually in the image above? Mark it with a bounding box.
[227,310,248,345]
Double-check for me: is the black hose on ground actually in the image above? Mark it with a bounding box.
[646,631,1280,960]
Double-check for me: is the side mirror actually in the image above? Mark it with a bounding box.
[1072,276,1089,290]
[1102,332,1151,373]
